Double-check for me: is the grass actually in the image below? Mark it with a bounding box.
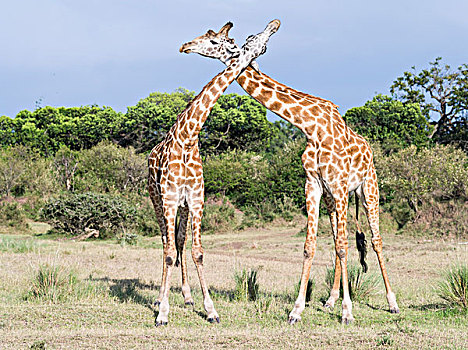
[0,235,43,253]
[0,227,467,349]
[234,267,260,301]
[325,262,380,302]
[438,263,468,309]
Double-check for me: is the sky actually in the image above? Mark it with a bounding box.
[1,0,467,121]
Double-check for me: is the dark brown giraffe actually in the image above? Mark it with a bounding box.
[180,22,399,324]
[148,19,280,326]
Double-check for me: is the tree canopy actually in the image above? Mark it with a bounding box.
[344,95,431,152]
[0,89,276,156]
[390,57,468,144]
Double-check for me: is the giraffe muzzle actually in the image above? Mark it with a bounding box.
[179,43,192,53]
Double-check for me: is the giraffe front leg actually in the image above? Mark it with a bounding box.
[155,206,177,326]
[150,192,167,307]
[289,179,321,324]
[191,205,219,323]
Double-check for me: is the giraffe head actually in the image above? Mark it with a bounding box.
[179,22,240,64]
[180,20,280,69]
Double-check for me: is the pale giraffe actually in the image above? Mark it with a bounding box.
[179,22,399,324]
[148,19,280,326]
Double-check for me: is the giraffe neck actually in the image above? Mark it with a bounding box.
[172,61,245,146]
[236,66,339,134]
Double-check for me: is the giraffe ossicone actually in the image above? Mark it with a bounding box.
[182,21,399,325]
[148,19,280,326]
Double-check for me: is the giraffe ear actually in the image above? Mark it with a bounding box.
[218,22,233,37]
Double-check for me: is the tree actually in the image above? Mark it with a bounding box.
[200,94,275,155]
[121,88,194,152]
[3,106,123,155]
[390,57,468,142]
[344,95,431,152]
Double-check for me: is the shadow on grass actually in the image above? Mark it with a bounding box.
[89,277,213,324]
[408,302,448,311]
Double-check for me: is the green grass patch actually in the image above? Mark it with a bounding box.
[438,263,468,310]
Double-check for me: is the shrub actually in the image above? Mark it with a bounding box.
[203,142,305,224]
[76,141,147,194]
[201,198,238,234]
[41,192,138,238]
[0,202,28,230]
[0,146,30,197]
[405,200,468,237]
[234,268,260,301]
[375,144,468,233]
[438,264,468,309]
[376,144,468,211]
[325,262,380,302]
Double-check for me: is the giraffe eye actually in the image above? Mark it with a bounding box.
[210,40,218,45]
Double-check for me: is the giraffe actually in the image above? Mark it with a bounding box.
[148,19,280,326]
[179,22,399,324]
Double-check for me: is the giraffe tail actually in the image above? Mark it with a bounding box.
[354,192,368,273]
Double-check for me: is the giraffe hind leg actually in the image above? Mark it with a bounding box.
[149,190,167,306]
[176,205,194,306]
[359,171,399,313]
[322,193,341,310]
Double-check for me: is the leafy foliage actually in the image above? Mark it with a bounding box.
[121,88,194,152]
[41,193,138,238]
[390,57,468,142]
[75,141,147,194]
[376,144,468,214]
[344,95,431,153]
[201,94,275,155]
[1,106,124,155]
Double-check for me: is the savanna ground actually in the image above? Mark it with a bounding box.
[0,220,467,349]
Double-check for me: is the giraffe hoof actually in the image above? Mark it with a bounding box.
[341,317,354,325]
[288,316,300,325]
[324,303,334,311]
[154,300,161,306]
[390,307,400,314]
[155,321,168,327]
[207,316,220,324]
[185,301,194,307]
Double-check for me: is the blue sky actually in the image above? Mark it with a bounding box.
[1,0,467,121]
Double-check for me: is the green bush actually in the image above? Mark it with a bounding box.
[0,202,28,230]
[203,140,305,223]
[76,141,147,194]
[377,144,468,209]
[201,199,238,234]
[375,144,468,233]
[41,192,138,238]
